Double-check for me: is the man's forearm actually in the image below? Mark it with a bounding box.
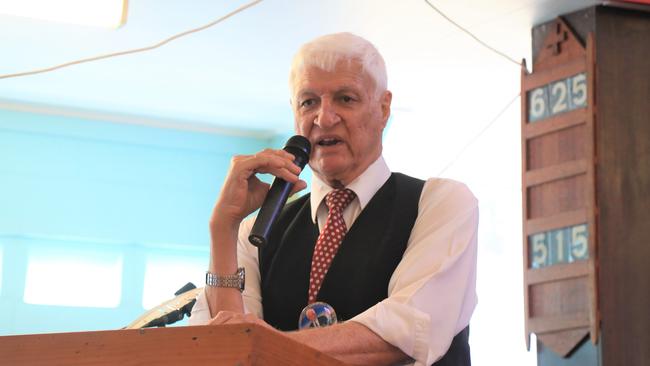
[286,321,411,366]
[206,219,244,317]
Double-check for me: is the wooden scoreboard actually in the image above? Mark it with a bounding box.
[521,17,598,358]
[521,6,650,365]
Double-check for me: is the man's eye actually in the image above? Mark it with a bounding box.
[300,99,316,108]
[340,95,354,103]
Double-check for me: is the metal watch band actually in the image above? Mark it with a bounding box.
[205,267,245,292]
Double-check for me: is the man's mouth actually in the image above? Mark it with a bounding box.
[317,137,343,146]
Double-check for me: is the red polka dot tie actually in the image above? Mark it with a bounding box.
[308,188,356,304]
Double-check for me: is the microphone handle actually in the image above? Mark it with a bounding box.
[249,178,294,247]
[248,135,310,247]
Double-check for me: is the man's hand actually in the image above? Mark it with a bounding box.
[205,148,307,318]
[208,310,276,331]
[208,312,409,366]
[210,148,307,230]
[288,321,411,366]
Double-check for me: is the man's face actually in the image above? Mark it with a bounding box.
[291,60,392,187]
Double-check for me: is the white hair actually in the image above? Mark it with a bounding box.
[289,32,388,97]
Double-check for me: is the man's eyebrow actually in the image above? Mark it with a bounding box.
[295,89,316,99]
[295,85,363,99]
[336,85,362,94]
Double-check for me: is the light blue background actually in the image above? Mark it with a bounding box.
[0,108,293,335]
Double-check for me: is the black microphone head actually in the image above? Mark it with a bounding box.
[284,135,311,162]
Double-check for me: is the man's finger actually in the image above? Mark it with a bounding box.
[243,152,301,177]
[290,179,308,195]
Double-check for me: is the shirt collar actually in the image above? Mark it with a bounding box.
[310,155,391,223]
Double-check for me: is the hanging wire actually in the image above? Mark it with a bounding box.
[423,0,521,66]
[0,0,264,80]
[437,93,521,176]
[421,0,523,175]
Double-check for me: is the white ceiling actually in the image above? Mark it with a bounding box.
[0,0,600,136]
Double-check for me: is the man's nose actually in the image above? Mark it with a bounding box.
[314,99,340,128]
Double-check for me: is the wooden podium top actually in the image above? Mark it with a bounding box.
[0,323,349,366]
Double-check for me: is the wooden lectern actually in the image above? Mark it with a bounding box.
[0,324,349,365]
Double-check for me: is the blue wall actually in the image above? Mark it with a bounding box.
[0,108,275,335]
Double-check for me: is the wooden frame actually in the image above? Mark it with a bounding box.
[521,18,599,357]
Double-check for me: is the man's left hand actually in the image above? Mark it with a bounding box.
[208,310,276,331]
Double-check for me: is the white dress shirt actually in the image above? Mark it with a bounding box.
[191,156,479,366]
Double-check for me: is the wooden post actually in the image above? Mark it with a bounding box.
[523,5,650,365]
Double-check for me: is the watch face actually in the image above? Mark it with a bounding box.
[237,267,245,292]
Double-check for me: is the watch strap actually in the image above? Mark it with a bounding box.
[205,267,245,292]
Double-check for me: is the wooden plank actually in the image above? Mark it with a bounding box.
[585,32,600,345]
[521,60,532,350]
[0,324,348,366]
[525,159,587,187]
[526,261,590,284]
[523,59,586,90]
[526,123,587,171]
[526,209,587,235]
[527,175,587,219]
[528,313,591,334]
[529,277,590,319]
[523,108,587,139]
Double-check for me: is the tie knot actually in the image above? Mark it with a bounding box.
[325,188,356,212]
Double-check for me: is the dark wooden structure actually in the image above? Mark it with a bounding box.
[522,5,650,365]
[0,324,349,365]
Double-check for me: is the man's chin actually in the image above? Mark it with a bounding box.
[312,164,348,184]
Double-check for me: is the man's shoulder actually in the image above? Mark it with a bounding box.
[391,172,425,184]
[389,173,472,198]
[420,177,478,208]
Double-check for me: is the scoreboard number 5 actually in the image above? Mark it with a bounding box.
[571,224,588,258]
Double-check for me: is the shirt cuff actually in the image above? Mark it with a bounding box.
[188,287,211,326]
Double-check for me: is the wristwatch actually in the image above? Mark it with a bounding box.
[205,267,245,292]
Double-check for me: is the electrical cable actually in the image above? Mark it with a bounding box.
[423,0,521,66]
[421,0,522,176]
[436,92,521,177]
[0,0,264,80]
[1,0,523,178]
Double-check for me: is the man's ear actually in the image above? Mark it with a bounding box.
[380,90,392,127]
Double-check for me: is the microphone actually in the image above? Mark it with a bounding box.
[248,135,311,247]
[124,282,200,329]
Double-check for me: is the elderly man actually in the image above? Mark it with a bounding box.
[190,32,478,366]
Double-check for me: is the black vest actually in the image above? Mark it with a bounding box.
[258,173,470,365]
